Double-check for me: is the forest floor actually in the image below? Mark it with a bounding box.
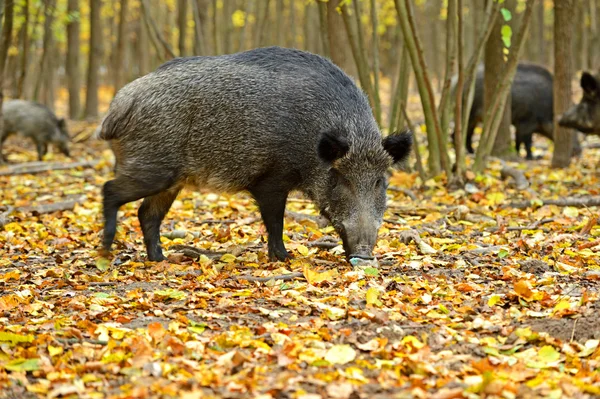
[1,94,600,398]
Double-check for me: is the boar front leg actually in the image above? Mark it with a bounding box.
[250,184,291,262]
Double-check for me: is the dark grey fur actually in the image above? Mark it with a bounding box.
[99,46,412,262]
[0,99,70,162]
[559,71,600,135]
[465,63,581,160]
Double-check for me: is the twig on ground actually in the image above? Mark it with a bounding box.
[500,166,529,190]
[87,282,117,287]
[0,160,98,175]
[18,196,87,214]
[487,218,555,232]
[505,196,600,209]
[169,244,224,259]
[307,236,340,249]
[231,271,304,282]
[56,338,109,346]
[578,239,600,250]
[388,186,417,200]
[285,210,329,228]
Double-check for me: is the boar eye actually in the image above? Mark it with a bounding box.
[375,178,385,189]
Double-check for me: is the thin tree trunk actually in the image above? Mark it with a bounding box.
[177,0,187,56]
[369,0,381,124]
[474,0,536,172]
[192,0,207,55]
[316,0,330,57]
[394,0,449,176]
[0,0,15,161]
[137,16,150,75]
[535,1,545,64]
[33,0,55,103]
[438,0,456,143]
[66,0,80,118]
[453,0,466,180]
[254,0,271,48]
[388,41,410,133]
[487,0,513,158]
[589,0,598,69]
[113,0,128,93]
[327,0,352,74]
[84,0,102,119]
[140,0,175,61]
[551,0,575,168]
[289,0,297,48]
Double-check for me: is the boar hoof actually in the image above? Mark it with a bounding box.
[269,247,292,262]
[147,249,166,262]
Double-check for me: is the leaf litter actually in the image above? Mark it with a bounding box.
[0,126,600,398]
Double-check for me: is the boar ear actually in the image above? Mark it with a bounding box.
[318,130,350,163]
[383,130,413,164]
[581,72,599,95]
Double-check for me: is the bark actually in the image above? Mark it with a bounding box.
[535,0,545,64]
[551,0,575,168]
[33,0,56,106]
[137,15,150,75]
[388,40,410,133]
[84,0,102,119]
[0,0,15,157]
[453,0,466,179]
[316,0,329,57]
[474,0,536,172]
[16,0,28,99]
[394,0,449,176]
[438,0,456,143]
[66,0,81,118]
[486,0,513,158]
[192,0,207,55]
[113,0,128,93]
[140,0,176,60]
[177,0,187,56]
[327,0,352,74]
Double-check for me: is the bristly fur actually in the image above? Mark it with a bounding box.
[99,46,413,262]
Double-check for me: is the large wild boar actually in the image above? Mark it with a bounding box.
[99,47,412,262]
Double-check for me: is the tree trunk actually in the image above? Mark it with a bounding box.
[112,0,128,94]
[137,15,150,75]
[16,0,29,99]
[192,0,207,55]
[551,0,575,168]
[0,0,15,162]
[66,0,81,118]
[177,0,187,56]
[486,0,512,158]
[85,0,102,119]
[326,0,352,74]
[535,0,545,64]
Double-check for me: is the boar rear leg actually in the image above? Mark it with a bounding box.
[102,175,173,258]
[138,188,181,261]
[250,187,290,262]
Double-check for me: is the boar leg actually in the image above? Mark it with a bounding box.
[250,186,290,262]
[102,175,173,258]
[138,188,181,261]
[35,140,47,161]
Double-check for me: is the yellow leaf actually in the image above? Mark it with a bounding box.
[563,207,579,218]
[220,254,237,263]
[48,345,63,357]
[486,192,505,206]
[0,331,34,345]
[553,300,571,313]
[366,288,382,307]
[96,257,110,272]
[297,245,309,256]
[303,265,338,285]
[400,335,424,349]
[538,345,560,362]
[488,294,502,306]
[325,345,356,365]
[4,358,40,371]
